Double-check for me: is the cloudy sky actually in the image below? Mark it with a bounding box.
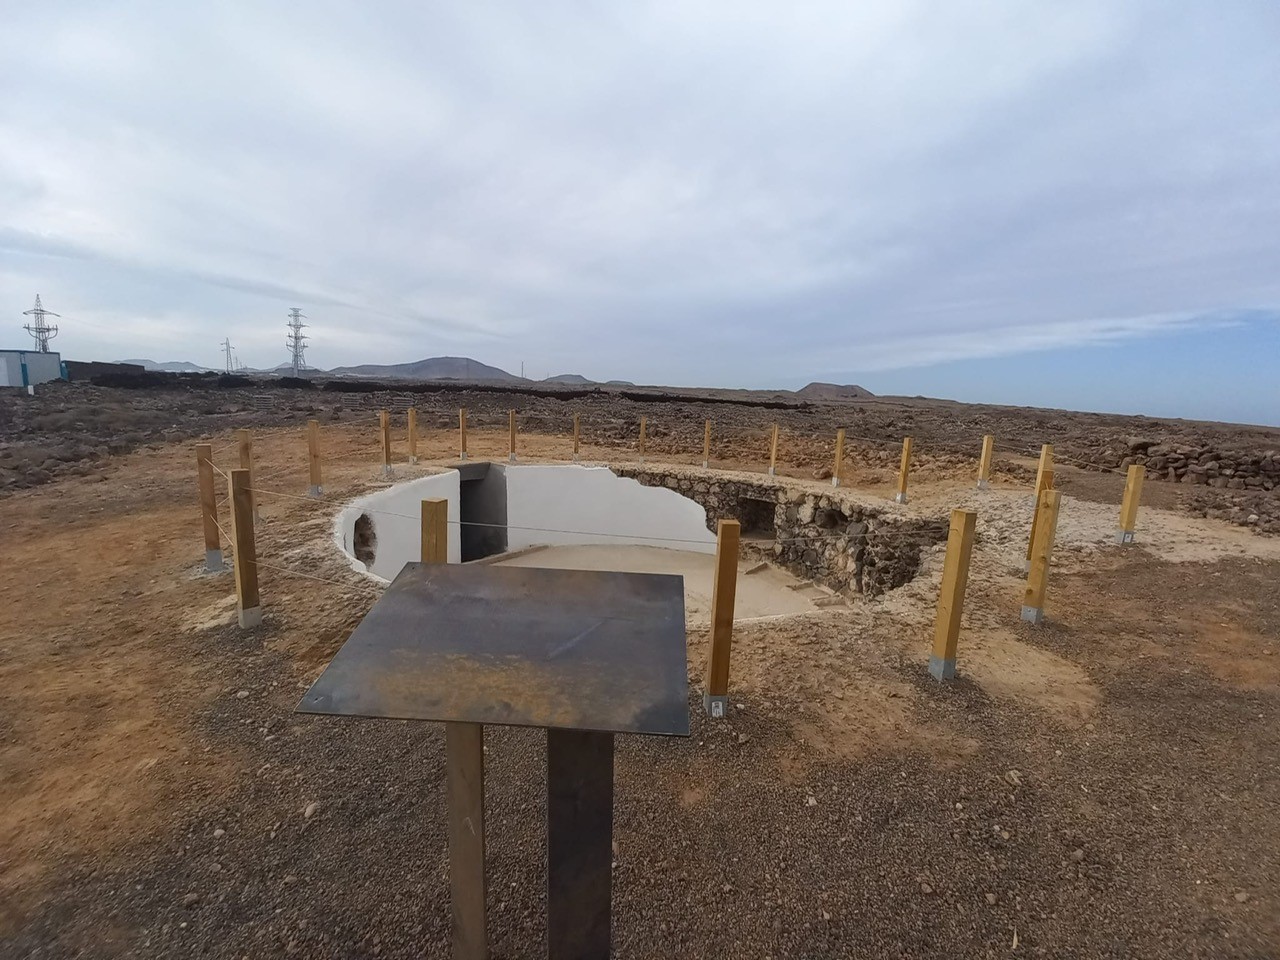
[2,2,1278,422]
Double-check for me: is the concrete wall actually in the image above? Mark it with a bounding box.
[334,471,461,581]
[503,465,717,554]
[0,351,63,387]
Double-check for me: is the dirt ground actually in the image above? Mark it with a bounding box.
[2,418,1278,958]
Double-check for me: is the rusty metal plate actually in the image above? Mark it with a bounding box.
[297,563,689,736]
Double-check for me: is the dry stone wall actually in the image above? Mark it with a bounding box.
[617,467,949,597]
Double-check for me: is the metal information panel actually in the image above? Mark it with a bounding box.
[297,562,689,736]
[297,561,691,959]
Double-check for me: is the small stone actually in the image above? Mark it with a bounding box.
[304,801,319,819]
[1004,770,1023,787]
[1234,891,1249,903]
[1069,849,1084,862]
[182,893,200,908]
[737,733,750,745]
[235,690,249,700]
[985,893,998,905]
[284,874,298,886]
[920,882,933,895]
[212,827,225,839]
[805,795,817,807]
[821,909,831,921]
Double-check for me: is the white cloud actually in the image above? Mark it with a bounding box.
[0,0,1277,405]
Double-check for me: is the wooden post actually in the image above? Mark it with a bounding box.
[508,409,517,463]
[638,416,647,462]
[446,721,486,960]
[307,419,323,496]
[1034,443,1054,490]
[977,434,994,490]
[1022,489,1062,624]
[703,519,740,717]
[768,424,779,476]
[930,510,977,681]
[573,413,581,461]
[237,428,256,518]
[421,498,448,565]
[702,419,712,469]
[894,436,913,504]
[229,467,261,628]
[832,428,846,488]
[422,495,485,959]
[459,408,468,460]
[408,407,419,464]
[380,410,392,477]
[1024,445,1054,570]
[1117,463,1146,544]
[196,444,223,572]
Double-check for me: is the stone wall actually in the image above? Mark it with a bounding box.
[1086,438,1280,535]
[617,467,949,597]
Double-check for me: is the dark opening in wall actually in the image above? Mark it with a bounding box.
[353,513,377,566]
[736,496,778,540]
[458,461,508,561]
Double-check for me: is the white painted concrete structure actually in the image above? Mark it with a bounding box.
[335,472,462,580]
[335,464,716,583]
[503,465,717,553]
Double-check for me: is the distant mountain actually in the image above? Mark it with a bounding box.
[797,382,876,401]
[118,359,213,373]
[327,356,521,382]
[543,373,594,385]
[604,380,636,387]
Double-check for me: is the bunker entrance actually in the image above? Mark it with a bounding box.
[458,462,508,562]
[736,497,778,540]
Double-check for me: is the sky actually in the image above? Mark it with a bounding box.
[2,2,1278,424]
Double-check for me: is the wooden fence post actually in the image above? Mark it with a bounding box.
[895,436,913,504]
[229,467,261,628]
[421,498,448,565]
[1117,464,1146,544]
[459,408,468,460]
[1025,444,1055,571]
[1021,489,1062,624]
[508,409,517,463]
[638,416,647,462]
[930,510,977,680]
[702,419,712,469]
[768,424,779,476]
[237,428,256,518]
[379,410,392,477]
[196,444,223,572]
[704,519,740,718]
[832,428,846,488]
[408,407,419,464]
[307,420,323,496]
[977,435,994,490]
[573,413,581,461]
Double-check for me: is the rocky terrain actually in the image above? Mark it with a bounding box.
[2,376,1278,533]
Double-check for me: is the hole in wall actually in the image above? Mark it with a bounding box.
[736,496,778,540]
[353,513,378,566]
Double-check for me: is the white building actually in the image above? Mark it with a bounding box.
[0,350,65,388]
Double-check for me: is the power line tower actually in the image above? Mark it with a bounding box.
[285,307,308,376]
[222,338,235,374]
[22,294,61,352]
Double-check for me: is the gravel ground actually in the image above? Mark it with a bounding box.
[2,417,1278,959]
